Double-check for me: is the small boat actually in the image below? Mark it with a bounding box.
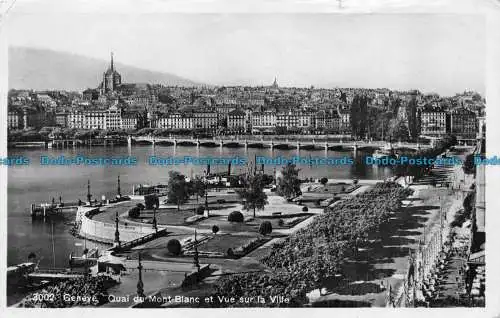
[7,263,37,286]
[372,144,395,159]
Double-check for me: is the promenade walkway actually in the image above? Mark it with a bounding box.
[432,255,466,305]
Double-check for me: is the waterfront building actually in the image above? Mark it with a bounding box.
[68,105,122,130]
[68,110,86,129]
[314,110,340,133]
[7,110,22,129]
[337,109,351,134]
[55,111,68,127]
[298,112,313,131]
[420,110,448,137]
[104,104,122,130]
[157,113,194,130]
[276,111,299,129]
[192,110,218,132]
[84,109,107,130]
[251,111,276,134]
[121,112,139,130]
[227,108,247,133]
[450,107,477,139]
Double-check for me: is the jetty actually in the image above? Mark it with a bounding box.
[30,202,80,218]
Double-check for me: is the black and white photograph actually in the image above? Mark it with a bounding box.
[0,0,495,313]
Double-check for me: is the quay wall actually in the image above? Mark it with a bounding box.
[78,207,156,243]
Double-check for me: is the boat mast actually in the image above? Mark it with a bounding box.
[51,222,56,268]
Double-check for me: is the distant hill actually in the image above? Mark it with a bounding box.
[8,47,199,91]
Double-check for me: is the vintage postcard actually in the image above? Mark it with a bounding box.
[0,0,497,316]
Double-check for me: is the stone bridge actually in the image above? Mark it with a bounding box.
[128,135,429,151]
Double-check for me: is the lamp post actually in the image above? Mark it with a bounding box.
[114,212,120,248]
[137,253,145,299]
[87,180,92,205]
[193,229,200,273]
[204,170,209,217]
[117,175,121,197]
[152,207,158,233]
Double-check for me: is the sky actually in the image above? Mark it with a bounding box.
[2,0,488,95]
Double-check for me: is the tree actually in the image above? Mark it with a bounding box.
[228,211,244,222]
[212,225,219,235]
[320,177,328,185]
[350,94,368,138]
[463,154,476,175]
[166,171,190,211]
[236,174,268,218]
[196,205,205,215]
[167,239,182,256]
[388,119,410,142]
[277,164,301,201]
[128,207,140,218]
[27,252,37,261]
[190,177,206,204]
[406,97,419,140]
[144,195,159,209]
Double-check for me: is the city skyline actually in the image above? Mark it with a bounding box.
[6,12,485,95]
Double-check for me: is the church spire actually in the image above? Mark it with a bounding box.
[110,52,114,71]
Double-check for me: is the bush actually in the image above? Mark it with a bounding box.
[212,225,219,235]
[320,177,328,185]
[463,154,476,175]
[259,221,273,236]
[196,205,205,215]
[278,219,284,227]
[128,207,141,218]
[302,206,309,212]
[226,248,234,257]
[144,195,159,209]
[167,239,182,256]
[228,211,244,223]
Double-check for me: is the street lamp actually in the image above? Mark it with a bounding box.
[152,207,158,233]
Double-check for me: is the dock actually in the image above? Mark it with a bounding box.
[27,269,85,281]
[30,202,80,218]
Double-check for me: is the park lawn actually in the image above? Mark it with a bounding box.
[196,214,307,234]
[139,209,199,226]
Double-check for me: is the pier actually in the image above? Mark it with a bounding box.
[48,137,126,149]
[27,268,85,281]
[30,202,80,218]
